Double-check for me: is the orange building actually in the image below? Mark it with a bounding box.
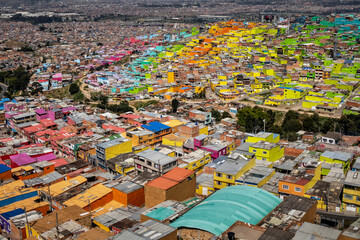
[145,167,196,208]
[278,163,321,197]
[112,181,144,207]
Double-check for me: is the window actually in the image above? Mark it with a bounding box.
[295,187,302,192]
[252,149,257,153]
[136,164,142,169]
[200,160,204,164]
[227,183,232,187]
[356,196,360,202]
[227,175,232,179]
[344,185,356,190]
[344,194,353,200]
[216,173,222,177]
[282,184,289,190]
[154,164,159,169]
[263,151,267,154]
[192,164,197,168]
[216,181,221,185]
[147,161,152,166]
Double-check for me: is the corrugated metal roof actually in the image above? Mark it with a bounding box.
[321,151,353,162]
[141,121,170,133]
[94,208,132,227]
[112,181,142,194]
[112,230,146,240]
[292,222,341,240]
[215,159,248,175]
[135,149,175,166]
[63,184,112,208]
[171,185,281,236]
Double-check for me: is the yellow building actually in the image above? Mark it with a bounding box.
[178,149,211,172]
[162,133,186,147]
[199,124,209,135]
[248,141,284,162]
[235,166,275,187]
[319,151,353,174]
[168,71,175,83]
[124,128,155,147]
[214,157,255,189]
[115,158,135,175]
[96,138,132,169]
[342,171,360,213]
[196,173,215,196]
[246,132,280,144]
[163,119,186,133]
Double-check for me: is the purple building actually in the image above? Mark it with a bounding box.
[10,153,36,168]
[48,108,64,121]
[193,134,227,159]
[201,144,227,159]
[35,108,49,121]
[36,153,57,162]
[194,134,209,150]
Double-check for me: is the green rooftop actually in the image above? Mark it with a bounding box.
[170,185,281,236]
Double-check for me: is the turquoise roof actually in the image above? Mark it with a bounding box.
[170,185,281,236]
[145,207,175,221]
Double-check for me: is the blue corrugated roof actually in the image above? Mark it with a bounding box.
[141,121,170,132]
[279,87,303,92]
[0,164,11,174]
[1,208,25,220]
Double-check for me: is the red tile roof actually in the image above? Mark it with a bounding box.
[162,167,194,182]
[146,167,194,190]
[40,119,57,128]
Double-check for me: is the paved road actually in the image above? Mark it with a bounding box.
[0,83,7,98]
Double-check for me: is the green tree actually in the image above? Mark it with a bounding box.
[99,95,108,106]
[107,101,133,113]
[283,119,303,133]
[237,107,275,132]
[222,111,232,119]
[286,132,299,142]
[69,83,80,95]
[283,110,300,123]
[302,116,316,132]
[211,109,222,122]
[269,125,283,134]
[321,118,335,134]
[171,98,180,113]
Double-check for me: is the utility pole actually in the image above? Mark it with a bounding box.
[56,212,59,240]
[24,207,31,237]
[48,185,52,211]
[88,199,91,217]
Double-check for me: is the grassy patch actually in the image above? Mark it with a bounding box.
[274,112,285,125]
[45,85,71,99]
[73,92,85,102]
[132,100,159,110]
